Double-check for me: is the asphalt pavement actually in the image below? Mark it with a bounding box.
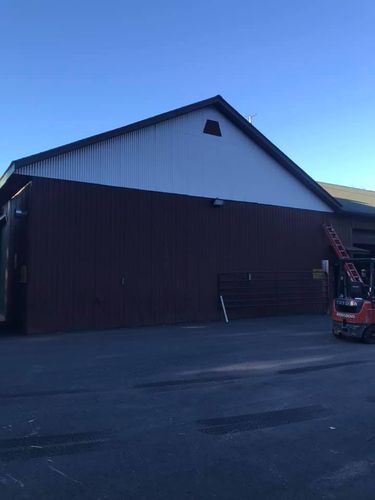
[1,315,375,499]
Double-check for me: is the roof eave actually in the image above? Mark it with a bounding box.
[9,94,341,211]
[12,95,223,170]
[212,97,342,211]
[0,162,15,190]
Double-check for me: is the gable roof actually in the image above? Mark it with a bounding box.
[319,182,375,217]
[3,95,340,210]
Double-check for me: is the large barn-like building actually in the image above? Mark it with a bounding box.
[1,95,375,333]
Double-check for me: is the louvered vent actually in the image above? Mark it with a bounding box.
[203,120,222,137]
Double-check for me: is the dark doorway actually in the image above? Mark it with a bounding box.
[0,213,9,322]
[353,229,375,257]
[7,184,31,331]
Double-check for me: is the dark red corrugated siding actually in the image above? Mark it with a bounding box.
[25,177,354,333]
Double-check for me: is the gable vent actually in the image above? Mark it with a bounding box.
[203,119,222,137]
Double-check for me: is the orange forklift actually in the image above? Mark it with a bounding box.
[325,225,375,342]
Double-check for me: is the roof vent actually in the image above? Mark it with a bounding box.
[203,119,222,137]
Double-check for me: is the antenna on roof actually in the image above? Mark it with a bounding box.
[248,113,257,124]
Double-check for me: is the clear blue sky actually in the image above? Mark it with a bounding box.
[1,0,374,189]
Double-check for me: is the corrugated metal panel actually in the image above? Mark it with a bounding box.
[23,178,350,334]
[19,108,332,213]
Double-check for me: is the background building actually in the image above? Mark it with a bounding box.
[320,182,375,257]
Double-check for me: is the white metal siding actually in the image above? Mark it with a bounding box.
[18,107,332,212]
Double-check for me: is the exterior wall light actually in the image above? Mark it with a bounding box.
[213,198,224,207]
[15,209,28,218]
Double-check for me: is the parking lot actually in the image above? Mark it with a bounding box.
[1,314,375,499]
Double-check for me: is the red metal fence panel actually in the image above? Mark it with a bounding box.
[218,271,329,319]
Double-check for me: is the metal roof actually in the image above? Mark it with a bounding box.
[319,182,375,217]
[3,96,341,210]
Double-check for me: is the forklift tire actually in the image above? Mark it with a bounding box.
[332,328,341,339]
[362,327,375,344]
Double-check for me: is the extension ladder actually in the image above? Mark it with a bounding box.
[323,224,363,283]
